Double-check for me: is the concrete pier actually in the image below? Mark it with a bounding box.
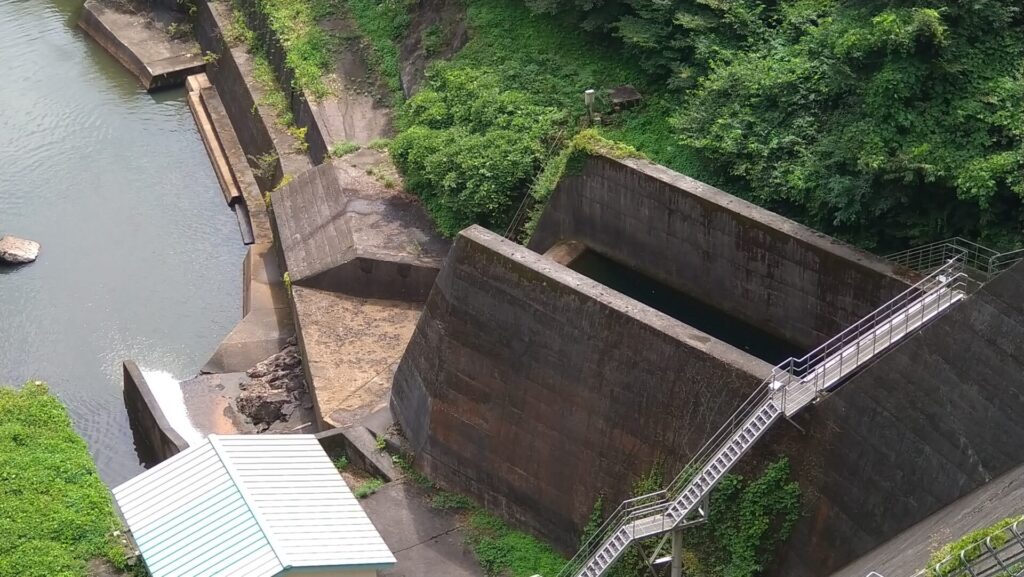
[79,0,204,90]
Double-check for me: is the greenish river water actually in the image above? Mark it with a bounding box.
[0,0,246,484]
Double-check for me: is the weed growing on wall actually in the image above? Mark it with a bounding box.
[249,0,333,98]
[927,515,1024,576]
[330,141,360,158]
[594,459,801,577]
[353,478,385,498]
[343,0,412,95]
[521,130,642,239]
[678,459,801,577]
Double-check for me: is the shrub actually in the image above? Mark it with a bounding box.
[390,67,563,236]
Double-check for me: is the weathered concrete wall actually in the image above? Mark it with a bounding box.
[740,260,1024,577]
[392,226,773,547]
[530,155,914,351]
[194,0,312,190]
[393,222,1024,572]
[228,0,331,163]
[272,162,449,302]
[123,360,188,467]
[79,0,204,90]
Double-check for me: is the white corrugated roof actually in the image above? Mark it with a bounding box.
[112,434,395,577]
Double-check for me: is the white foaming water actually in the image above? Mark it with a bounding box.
[140,369,205,447]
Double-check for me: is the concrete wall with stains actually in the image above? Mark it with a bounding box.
[529,155,914,351]
[392,226,773,546]
[744,260,1024,577]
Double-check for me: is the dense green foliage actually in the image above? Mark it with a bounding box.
[678,459,801,577]
[927,515,1024,576]
[676,1,1024,248]
[381,0,647,236]
[391,67,564,235]
[0,382,128,577]
[348,0,1024,247]
[512,0,1024,248]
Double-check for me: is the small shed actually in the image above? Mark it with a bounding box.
[112,434,396,577]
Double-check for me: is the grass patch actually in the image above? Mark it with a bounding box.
[249,0,333,98]
[381,446,563,576]
[430,491,473,511]
[597,96,704,180]
[0,382,130,577]
[252,55,296,127]
[467,510,564,577]
[332,455,349,470]
[353,478,385,498]
[330,141,361,157]
[342,0,411,96]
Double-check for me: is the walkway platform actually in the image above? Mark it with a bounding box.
[831,463,1024,577]
[79,0,204,90]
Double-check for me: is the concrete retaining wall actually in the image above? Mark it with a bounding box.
[530,155,914,351]
[392,226,772,547]
[744,260,1024,577]
[195,1,281,188]
[392,221,1024,573]
[228,0,330,163]
[123,360,188,467]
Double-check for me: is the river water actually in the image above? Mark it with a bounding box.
[0,0,245,485]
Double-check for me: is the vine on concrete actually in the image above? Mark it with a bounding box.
[597,458,801,577]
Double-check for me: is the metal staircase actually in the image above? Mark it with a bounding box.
[555,256,974,577]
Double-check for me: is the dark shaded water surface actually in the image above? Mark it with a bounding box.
[0,0,245,485]
[568,250,805,364]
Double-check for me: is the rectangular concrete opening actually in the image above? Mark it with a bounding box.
[568,248,806,364]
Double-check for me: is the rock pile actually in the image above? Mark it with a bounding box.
[0,236,40,264]
[236,339,313,432]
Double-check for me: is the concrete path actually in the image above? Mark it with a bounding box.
[831,463,1024,577]
[361,480,484,577]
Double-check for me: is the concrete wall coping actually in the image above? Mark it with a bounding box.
[123,360,189,457]
[610,155,914,283]
[461,225,774,378]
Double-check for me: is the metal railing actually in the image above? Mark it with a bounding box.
[886,238,1023,279]
[557,258,969,577]
[773,258,967,414]
[870,518,1024,577]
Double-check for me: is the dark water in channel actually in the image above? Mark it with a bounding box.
[568,250,805,364]
[0,0,245,485]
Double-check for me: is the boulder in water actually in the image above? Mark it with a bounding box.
[0,236,40,264]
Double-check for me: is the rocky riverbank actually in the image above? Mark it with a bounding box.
[236,339,314,432]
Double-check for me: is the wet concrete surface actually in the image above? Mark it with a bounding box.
[361,480,484,577]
